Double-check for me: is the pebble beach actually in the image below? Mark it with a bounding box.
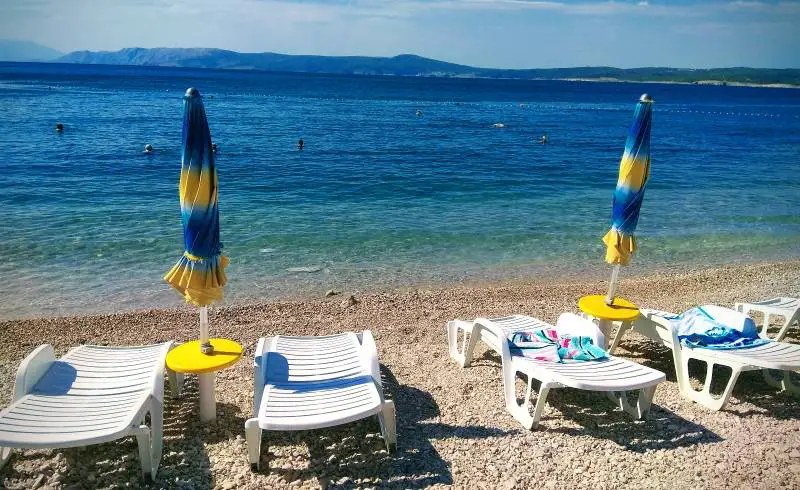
[1,260,799,489]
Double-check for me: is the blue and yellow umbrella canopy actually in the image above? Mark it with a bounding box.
[164,88,228,306]
[602,94,653,265]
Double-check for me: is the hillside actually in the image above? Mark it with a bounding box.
[57,47,800,86]
[0,39,63,62]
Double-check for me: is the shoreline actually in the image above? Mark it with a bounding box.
[2,258,798,324]
[1,259,799,488]
[555,77,800,89]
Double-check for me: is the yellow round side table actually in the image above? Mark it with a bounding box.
[578,294,640,350]
[166,338,243,423]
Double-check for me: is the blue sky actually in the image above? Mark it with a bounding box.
[4,0,799,68]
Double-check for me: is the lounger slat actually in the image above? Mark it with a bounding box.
[0,413,131,428]
[263,404,382,423]
[280,351,362,361]
[62,359,162,371]
[276,338,356,349]
[281,356,361,366]
[22,393,145,406]
[35,375,153,391]
[283,370,365,383]
[64,351,163,363]
[285,362,363,375]
[265,392,374,407]
[267,386,368,401]
[0,424,127,438]
[263,394,377,414]
[11,404,138,418]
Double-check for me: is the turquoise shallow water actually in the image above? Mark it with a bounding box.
[1,63,799,319]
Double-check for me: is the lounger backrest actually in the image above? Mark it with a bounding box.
[270,334,366,383]
[555,313,605,348]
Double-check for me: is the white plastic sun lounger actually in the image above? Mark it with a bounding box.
[734,297,800,341]
[623,308,800,410]
[447,313,665,429]
[0,342,176,480]
[245,331,396,471]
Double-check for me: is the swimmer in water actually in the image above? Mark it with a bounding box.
[144,144,153,153]
[540,134,548,144]
[55,123,64,132]
[298,139,304,150]
[212,143,218,154]
[416,110,423,117]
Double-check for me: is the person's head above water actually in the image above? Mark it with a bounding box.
[55,123,63,132]
[298,139,304,147]
[144,144,153,153]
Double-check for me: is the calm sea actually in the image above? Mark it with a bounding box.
[1,62,799,320]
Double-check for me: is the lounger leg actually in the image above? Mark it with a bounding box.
[245,418,262,472]
[132,397,162,481]
[608,321,633,355]
[378,399,397,453]
[784,372,800,396]
[609,386,657,419]
[678,355,741,411]
[762,370,800,396]
[503,368,553,430]
[150,397,163,478]
[0,446,11,470]
[447,320,480,368]
[133,425,154,481]
[168,369,184,397]
[528,384,552,430]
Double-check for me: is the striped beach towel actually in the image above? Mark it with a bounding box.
[508,328,607,363]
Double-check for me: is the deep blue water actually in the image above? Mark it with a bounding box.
[1,62,799,319]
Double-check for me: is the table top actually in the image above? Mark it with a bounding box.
[578,294,640,321]
[166,338,243,374]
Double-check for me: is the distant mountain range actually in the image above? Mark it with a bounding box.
[4,43,800,87]
[0,39,63,62]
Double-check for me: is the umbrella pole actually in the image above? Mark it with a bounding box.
[605,264,621,305]
[199,306,213,354]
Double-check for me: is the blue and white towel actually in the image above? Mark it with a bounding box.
[669,305,769,350]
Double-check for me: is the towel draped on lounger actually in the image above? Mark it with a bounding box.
[670,305,770,350]
[508,328,607,362]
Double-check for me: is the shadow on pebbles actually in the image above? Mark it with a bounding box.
[1,260,800,488]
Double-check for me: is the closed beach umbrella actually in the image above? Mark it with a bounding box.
[164,87,228,353]
[602,93,652,303]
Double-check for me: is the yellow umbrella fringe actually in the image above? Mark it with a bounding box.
[164,254,229,306]
[602,229,636,266]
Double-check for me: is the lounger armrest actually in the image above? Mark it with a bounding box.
[473,318,514,366]
[360,330,382,390]
[252,337,268,417]
[150,342,173,403]
[254,338,267,366]
[634,310,676,348]
[14,344,55,401]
